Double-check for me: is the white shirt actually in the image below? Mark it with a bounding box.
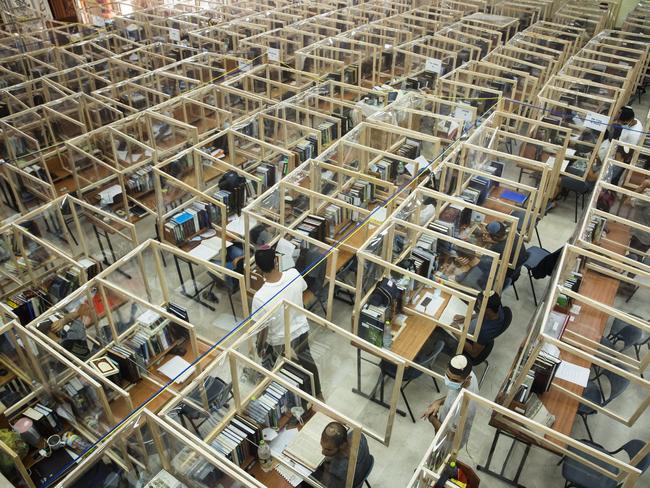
[620,118,643,154]
[252,268,310,346]
[438,371,479,447]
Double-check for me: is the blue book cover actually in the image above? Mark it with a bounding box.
[501,190,528,204]
[172,212,192,224]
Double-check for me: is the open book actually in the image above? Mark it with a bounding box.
[283,411,333,470]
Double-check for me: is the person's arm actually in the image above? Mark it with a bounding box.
[252,293,268,355]
[621,123,642,154]
[422,397,445,424]
[321,458,347,488]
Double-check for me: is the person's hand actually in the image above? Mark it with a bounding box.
[455,256,470,266]
[421,399,443,420]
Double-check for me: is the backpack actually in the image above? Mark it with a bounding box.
[597,189,615,212]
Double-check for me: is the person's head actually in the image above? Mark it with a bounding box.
[474,291,501,314]
[486,221,507,241]
[255,246,277,274]
[445,354,473,390]
[321,422,348,459]
[618,106,635,126]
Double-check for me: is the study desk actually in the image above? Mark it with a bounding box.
[353,288,452,416]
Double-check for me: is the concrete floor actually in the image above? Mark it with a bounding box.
[82,96,650,487]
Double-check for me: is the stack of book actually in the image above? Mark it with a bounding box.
[461,186,482,204]
[107,343,144,384]
[331,109,353,135]
[0,371,30,410]
[5,289,47,325]
[344,65,358,85]
[210,414,262,467]
[318,121,337,147]
[370,159,398,181]
[429,220,455,254]
[584,216,607,243]
[359,303,388,347]
[396,138,421,160]
[530,350,561,394]
[296,214,327,243]
[126,165,155,195]
[163,202,219,245]
[323,203,343,238]
[411,246,437,279]
[63,377,94,414]
[256,163,276,190]
[243,380,299,430]
[293,137,317,163]
[125,320,175,367]
[21,403,63,437]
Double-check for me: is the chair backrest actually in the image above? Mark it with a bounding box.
[354,454,374,488]
[297,247,327,293]
[602,370,630,405]
[498,307,513,336]
[614,324,649,349]
[470,341,494,366]
[618,439,650,473]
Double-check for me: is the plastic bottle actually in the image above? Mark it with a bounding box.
[258,440,273,471]
[434,460,457,488]
[383,319,392,348]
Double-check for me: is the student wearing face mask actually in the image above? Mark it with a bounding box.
[421,355,478,447]
[312,422,372,488]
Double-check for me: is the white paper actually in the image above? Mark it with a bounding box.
[370,206,387,223]
[415,292,445,316]
[169,28,181,42]
[276,237,296,271]
[425,57,442,74]
[238,60,251,72]
[566,148,576,156]
[188,242,221,261]
[415,155,429,170]
[555,361,590,387]
[268,47,280,62]
[137,309,161,326]
[226,215,255,236]
[158,356,195,384]
[438,296,468,325]
[453,105,474,124]
[270,428,298,456]
[570,304,582,314]
[561,159,571,172]
[583,111,610,132]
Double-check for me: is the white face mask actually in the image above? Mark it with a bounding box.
[444,376,463,390]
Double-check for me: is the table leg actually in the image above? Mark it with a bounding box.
[175,256,216,311]
[351,349,406,417]
[477,429,529,488]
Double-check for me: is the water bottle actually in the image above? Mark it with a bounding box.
[258,440,273,472]
[434,460,457,488]
[383,319,392,348]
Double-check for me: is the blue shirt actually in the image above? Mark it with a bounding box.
[469,307,505,345]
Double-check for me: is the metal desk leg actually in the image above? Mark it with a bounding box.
[174,255,216,311]
[93,224,131,279]
[351,349,406,417]
[477,429,529,488]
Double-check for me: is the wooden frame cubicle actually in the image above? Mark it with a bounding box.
[57,408,266,487]
[406,390,646,488]
[159,343,367,487]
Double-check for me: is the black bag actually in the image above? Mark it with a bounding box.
[368,278,403,315]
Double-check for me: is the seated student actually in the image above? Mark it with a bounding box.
[453,292,507,358]
[313,422,372,488]
[597,107,643,184]
[422,355,478,448]
[483,221,526,280]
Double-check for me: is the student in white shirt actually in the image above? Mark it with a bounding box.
[253,246,322,396]
[422,355,478,448]
[598,106,644,184]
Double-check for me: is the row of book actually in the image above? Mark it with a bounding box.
[63,377,94,417]
[255,163,277,190]
[584,215,607,243]
[293,137,318,163]
[210,414,262,468]
[0,373,30,412]
[396,139,421,160]
[411,246,438,280]
[163,202,220,245]
[124,320,175,368]
[295,214,327,243]
[107,342,145,384]
[359,303,389,348]
[370,158,399,181]
[50,259,99,303]
[4,289,48,325]
[126,165,155,194]
[318,121,337,147]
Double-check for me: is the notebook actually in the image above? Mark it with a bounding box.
[500,190,528,205]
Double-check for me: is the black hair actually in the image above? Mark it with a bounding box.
[485,292,502,312]
[322,422,348,447]
[619,106,635,124]
[255,247,276,273]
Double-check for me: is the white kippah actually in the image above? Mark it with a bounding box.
[450,355,468,370]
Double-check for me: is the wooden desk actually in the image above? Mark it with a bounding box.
[540,221,630,440]
[391,291,451,362]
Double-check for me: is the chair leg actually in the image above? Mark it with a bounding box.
[535,224,543,248]
[400,387,416,423]
[581,414,594,442]
[528,270,538,307]
[512,281,519,301]
[574,193,579,223]
[478,360,489,388]
[432,376,440,393]
[364,480,371,488]
[228,292,237,321]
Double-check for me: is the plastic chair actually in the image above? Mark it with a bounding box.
[378,341,445,422]
[577,370,630,442]
[522,246,551,306]
[606,317,650,361]
[560,166,593,223]
[562,439,649,488]
[354,455,374,488]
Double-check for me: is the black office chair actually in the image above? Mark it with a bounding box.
[561,439,650,488]
[577,370,630,442]
[354,455,374,488]
[560,166,593,223]
[468,341,493,388]
[298,247,328,315]
[606,316,650,362]
[522,246,551,306]
[377,342,444,422]
[204,271,238,320]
